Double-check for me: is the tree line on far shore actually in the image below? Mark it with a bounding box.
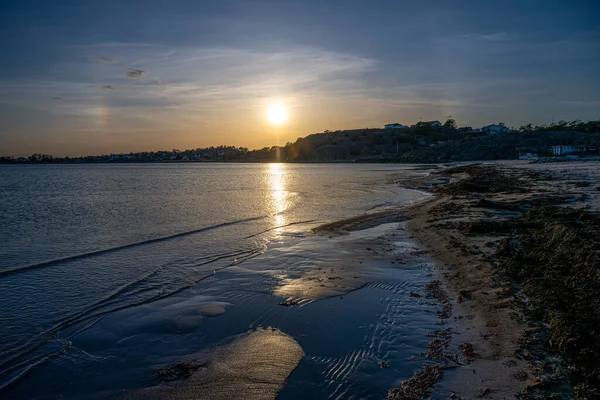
[1,119,598,164]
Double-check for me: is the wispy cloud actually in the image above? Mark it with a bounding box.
[479,32,509,42]
[126,69,147,78]
[0,44,378,134]
[560,100,600,107]
[3,37,598,154]
[90,56,118,63]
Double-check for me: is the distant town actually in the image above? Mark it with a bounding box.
[2,119,599,164]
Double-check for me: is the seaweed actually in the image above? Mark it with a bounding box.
[459,342,475,363]
[425,280,452,319]
[387,365,443,400]
[497,205,600,398]
[436,165,532,195]
[155,361,208,382]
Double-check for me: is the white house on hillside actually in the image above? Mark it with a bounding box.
[481,124,509,135]
[551,145,598,156]
[385,123,407,129]
[424,120,442,127]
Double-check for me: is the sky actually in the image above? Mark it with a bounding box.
[0,0,599,156]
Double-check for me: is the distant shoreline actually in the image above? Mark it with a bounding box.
[3,121,599,164]
[2,156,600,166]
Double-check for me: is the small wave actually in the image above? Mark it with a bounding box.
[364,202,392,212]
[244,219,316,238]
[0,247,264,391]
[313,208,408,234]
[0,216,267,277]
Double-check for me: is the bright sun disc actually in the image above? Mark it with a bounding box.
[268,104,288,125]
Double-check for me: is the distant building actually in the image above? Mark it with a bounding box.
[412,120,442,128]
[517,147,539,160]
[385,123,407,129]
[551,145,598,156]
[481,124,509,135]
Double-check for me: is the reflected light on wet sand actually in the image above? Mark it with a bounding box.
[268,163,288,229]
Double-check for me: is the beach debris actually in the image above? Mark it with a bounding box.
[477,387,490,398]
[427,327,453,339]
[456,295,463,303]
[408,291,422,298]
[423,339,448,360]
[459,342,475,362]
[155,361,208,381]
[378,360,389,369]
[278,300,298,307]
[437,164,528,195]
[513,370,528,381]
[387,365,443,400]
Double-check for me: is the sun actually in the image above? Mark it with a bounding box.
[267,103,288,125]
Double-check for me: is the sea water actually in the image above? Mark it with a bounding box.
[0,163,438,399]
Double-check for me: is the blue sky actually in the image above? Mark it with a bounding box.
[1,0,599,156]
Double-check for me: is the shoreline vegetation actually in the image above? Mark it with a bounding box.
[389,163,599,399]
[2,119,599,164]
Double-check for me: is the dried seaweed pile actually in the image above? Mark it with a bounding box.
[499,206,600,398]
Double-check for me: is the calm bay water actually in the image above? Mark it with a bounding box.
[0,163,433,399]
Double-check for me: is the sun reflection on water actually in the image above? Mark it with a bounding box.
[268,163,288,231]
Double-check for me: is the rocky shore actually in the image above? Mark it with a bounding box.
[395,162,600,399]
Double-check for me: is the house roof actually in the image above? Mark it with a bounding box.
[423,120,440,124]
[551,145,596,148]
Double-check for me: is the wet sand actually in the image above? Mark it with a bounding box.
[120,328,304,400]
[6,218,444,400]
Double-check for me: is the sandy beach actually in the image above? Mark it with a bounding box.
[398,160,600,399]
